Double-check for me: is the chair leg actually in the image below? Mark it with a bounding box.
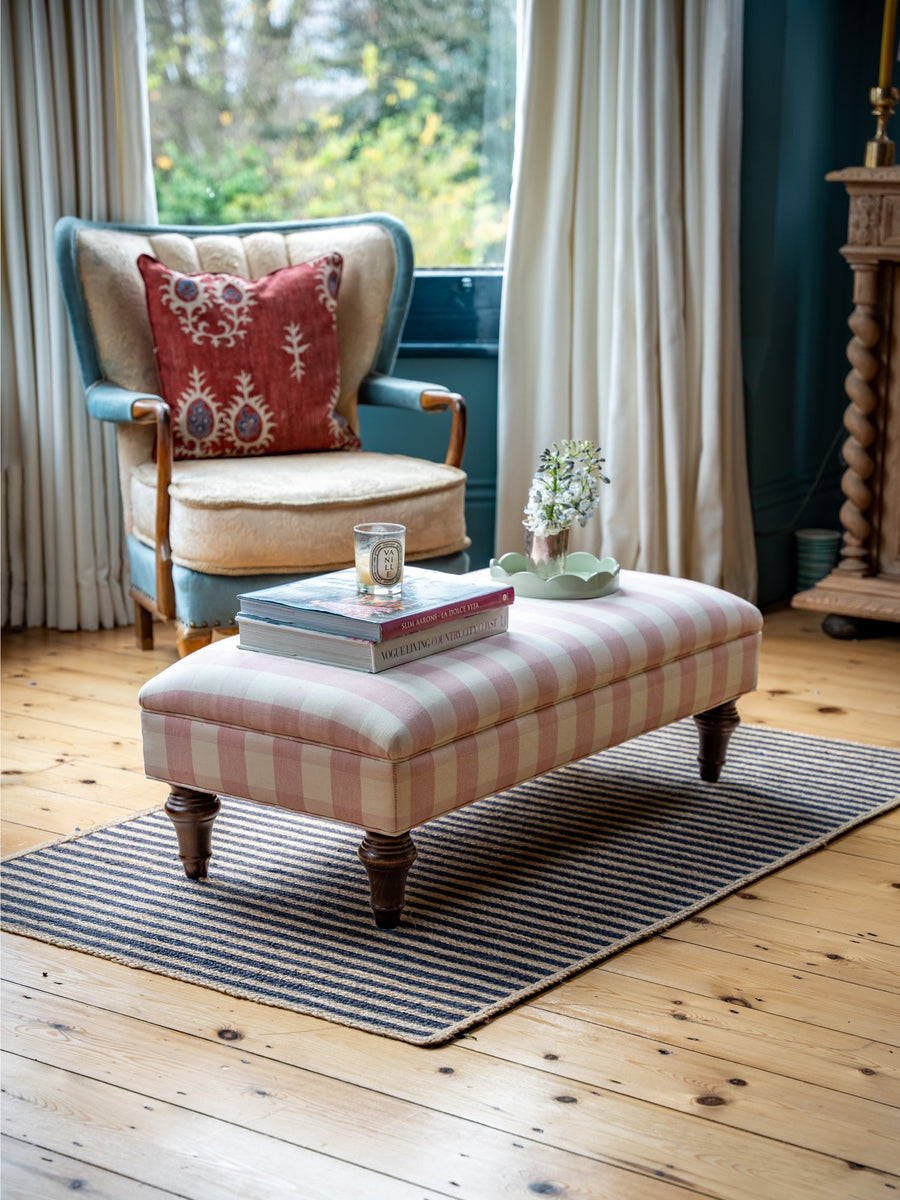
[358,831,418,928]
[176,624,213,657]
[693,699,740,782]
[135,600,154,651]
[164,786,221,878]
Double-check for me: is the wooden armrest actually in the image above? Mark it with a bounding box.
[87,381,162,423]
[359,374,467,468]
[131,397,176,620]
[420,390,466,469]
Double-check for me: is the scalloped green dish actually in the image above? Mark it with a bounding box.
[489,552,621,600]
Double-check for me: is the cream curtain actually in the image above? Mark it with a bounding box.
[1,0,157,631]
[496,0,757,600]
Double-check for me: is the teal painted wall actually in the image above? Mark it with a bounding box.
[742,0,886,603]
[358,270,501,570]
[357,350,499,570]
[364,1,890,599]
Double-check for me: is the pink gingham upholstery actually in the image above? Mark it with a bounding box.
[139,570,762,835]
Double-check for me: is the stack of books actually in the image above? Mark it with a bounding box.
[236,566,514,672]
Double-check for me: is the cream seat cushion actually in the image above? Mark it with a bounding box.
[131,451,470,575]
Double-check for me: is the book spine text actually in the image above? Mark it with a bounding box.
[380,589,513,639]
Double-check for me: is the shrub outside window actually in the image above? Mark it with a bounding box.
[145,0,516,268]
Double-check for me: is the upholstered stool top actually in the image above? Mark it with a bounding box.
[140,571,762,834]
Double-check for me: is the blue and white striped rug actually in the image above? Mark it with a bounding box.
[3,720,898,1044]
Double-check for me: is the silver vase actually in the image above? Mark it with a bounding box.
[524,528,570,579]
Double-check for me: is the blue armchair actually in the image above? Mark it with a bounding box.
[55,214,469,655]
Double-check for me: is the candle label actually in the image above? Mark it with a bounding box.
[369,539,403,586]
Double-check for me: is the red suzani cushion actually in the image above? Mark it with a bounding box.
[137,253,360,460]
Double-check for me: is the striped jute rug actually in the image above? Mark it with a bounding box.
[3,721,898,1045]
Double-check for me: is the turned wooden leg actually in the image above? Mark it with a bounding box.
[176,624,214,658]
[165,786,221,878]
[358,831,418,929]
[135,601,154,651]
[693,699,740,783]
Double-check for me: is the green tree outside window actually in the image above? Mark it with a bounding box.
[145,0,515,267]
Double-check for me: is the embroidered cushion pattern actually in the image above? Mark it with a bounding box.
[138,253,359,460]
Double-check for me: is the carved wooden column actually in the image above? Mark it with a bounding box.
[792,167,900,633]
[839,261,882,575]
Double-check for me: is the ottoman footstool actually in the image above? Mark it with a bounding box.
[139,569,762,927]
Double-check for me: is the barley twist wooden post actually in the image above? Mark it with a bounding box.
[837,261,882,576]
[791,167,900,635]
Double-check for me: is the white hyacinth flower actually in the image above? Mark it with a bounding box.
[522,439,610,535]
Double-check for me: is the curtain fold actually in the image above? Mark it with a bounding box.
[496,0,757,600]
[1,0,157,632]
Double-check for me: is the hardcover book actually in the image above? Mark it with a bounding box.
[237,566,513,642]
[237,607,510,672]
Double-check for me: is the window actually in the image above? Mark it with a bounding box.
[145,0,516,268]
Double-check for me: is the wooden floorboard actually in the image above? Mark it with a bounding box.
[2,607,899,1199]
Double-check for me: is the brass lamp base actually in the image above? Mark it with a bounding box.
[866,85,899,166]
[866,138,896,166]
